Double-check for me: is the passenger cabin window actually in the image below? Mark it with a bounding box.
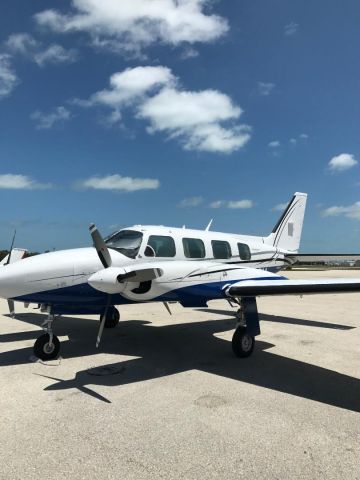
[182,238,205,258]
[145,235,176,257]
[237,243,251,260]
[105,230,143,259]
[211,240,232,259]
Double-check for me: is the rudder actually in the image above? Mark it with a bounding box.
[266,192,307,253]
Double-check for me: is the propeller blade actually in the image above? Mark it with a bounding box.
[7,299,15,318]
[89,224,112,269]
[96,297,111,348]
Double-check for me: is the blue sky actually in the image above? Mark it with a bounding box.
[0,0,359,252]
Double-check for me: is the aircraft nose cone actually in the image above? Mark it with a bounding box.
[0,263,24,299]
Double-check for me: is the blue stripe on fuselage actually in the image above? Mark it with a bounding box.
[13,275,286,311]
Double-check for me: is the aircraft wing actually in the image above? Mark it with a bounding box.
[227,278,360,298]
[286,254,360,264]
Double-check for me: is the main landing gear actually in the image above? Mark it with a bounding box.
[33,306,121,361]
[231,297,260,358]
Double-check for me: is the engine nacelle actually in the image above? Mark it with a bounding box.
[88,267,128,294]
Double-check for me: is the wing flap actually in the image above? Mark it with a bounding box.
[227,278,360,297]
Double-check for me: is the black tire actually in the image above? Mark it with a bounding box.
[103,307,120,328]
[34,334,60,361]
[232,327,255,358]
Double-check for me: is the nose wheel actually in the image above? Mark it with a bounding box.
[34,333,60,361]
[34,312,61,361]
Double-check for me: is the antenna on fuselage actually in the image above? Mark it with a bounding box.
[205,219,213,231]
[5,229,16,266]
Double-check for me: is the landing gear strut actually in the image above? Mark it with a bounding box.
[33,313,60,361]
[231,297,260,358]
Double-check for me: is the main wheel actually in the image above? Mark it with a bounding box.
[103,307,120,328]
[34,334,60,361]
[232,327,255,358]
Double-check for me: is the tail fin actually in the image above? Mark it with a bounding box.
[0,248,28,266]
[266,192,307,253]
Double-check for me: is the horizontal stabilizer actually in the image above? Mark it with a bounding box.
[227,278,360,297]
[286,254,360,264]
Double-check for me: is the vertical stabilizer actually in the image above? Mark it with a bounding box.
[0,248,28,266]
[266,192,307,253]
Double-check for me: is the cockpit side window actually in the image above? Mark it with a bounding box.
[105,230,143,259]
[145,235,176,257]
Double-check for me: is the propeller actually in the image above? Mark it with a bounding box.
[89,223,111,268]
[89,223,112,348]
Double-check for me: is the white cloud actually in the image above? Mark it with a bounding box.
[284,22,299,35]
[210,199,253,209]
[209,200,225,209]
[6,33,38,54]
[5,32,77,67]
[138,87,250,153]
[257,82,275,96]
[178,196,203,207]
[0,174,51,189]
[34,0,229,55]
[268,140,280,148]
[34,44,77,67]
[76,66,251,153]
[289,138,297,146]
[227,200,253,209]
[299,133,308,139]
[328,153,358,172]
[0,54,19,99]
[79,66,175,119]
[30,106,71,129]
[180,47,199,59]
[78,174,160,192]
[322,202,360,220]
[272,202,287,212]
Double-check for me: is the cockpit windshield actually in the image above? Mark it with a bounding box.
[105,230,143,258]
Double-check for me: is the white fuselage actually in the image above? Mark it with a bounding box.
[0,225,290,313]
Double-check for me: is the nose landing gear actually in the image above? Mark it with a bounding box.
[33,313,60,361]
[32,306,121,360]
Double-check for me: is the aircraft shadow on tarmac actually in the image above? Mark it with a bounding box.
[0,311,359,411]
[198,308,356,330]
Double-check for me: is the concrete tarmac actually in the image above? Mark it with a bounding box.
[0,269,359,479]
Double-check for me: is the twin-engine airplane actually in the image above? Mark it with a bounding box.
[1,192,360,361]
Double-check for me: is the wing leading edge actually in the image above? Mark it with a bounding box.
[227,278,360,298]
